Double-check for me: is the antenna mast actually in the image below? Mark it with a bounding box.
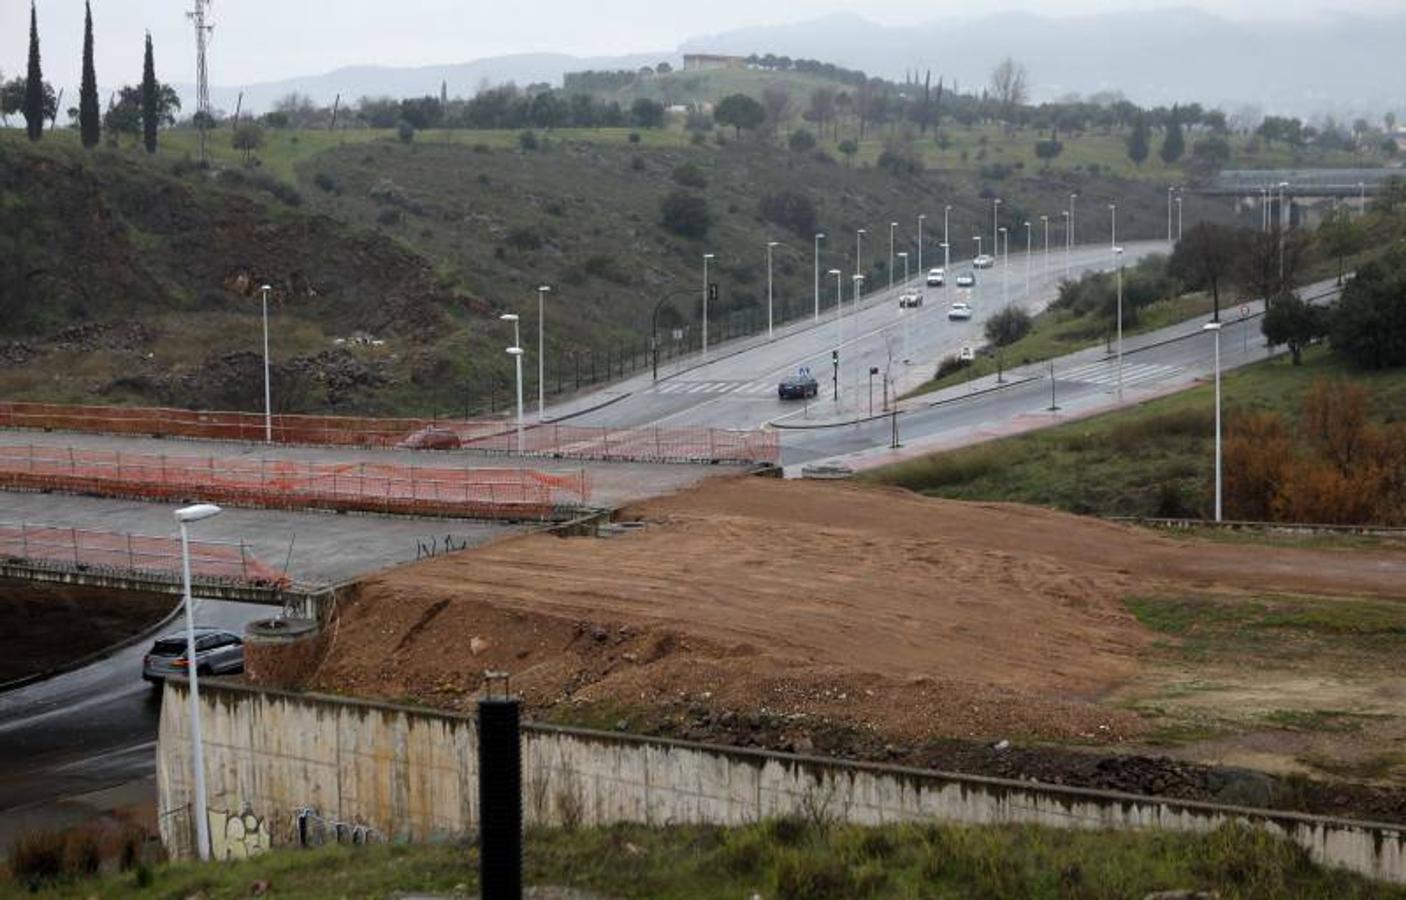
[188,0,214,164]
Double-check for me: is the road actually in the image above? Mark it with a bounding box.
[548,240,1171,431]
[0,596,267,850]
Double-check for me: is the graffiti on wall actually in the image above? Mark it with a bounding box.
[208,807,272,860]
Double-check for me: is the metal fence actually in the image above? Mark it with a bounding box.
[0,402,779,466]
[0,521,288,588]
[0,445,591,521]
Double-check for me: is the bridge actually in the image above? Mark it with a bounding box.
[1192,167,1401,198]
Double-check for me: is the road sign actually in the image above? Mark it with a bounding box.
[798,366,811,377]
[708,283,719,302]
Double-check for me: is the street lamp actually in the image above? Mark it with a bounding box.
[1023,221,1032,299]
[939,241,950,284]
[1176,196,1183,242]
[897,251,910,362]
[766,241,780,340]
[943,205,951,265]
[1205,321,1223,522]
[499,312,520,347]
[1068,192,1077,255]
[829,268,843,400]
[1040,215,1049,279]
[1114,246,1125,398]
[506,346,524,453]
[1061,210,1071,276]
[813,233,825,321]
[1167,186,1175,242]
[259,284,273,444]
[888,221,898,291]
[1108,202,1117,251]
[855,229,866,296]
[1359,181,1366,218]
[536,285,551,421]
[702,253,715,357]
[917,213,927,278]
[174,501,222,862]
[998,226,1009,305]
[1278,181,1290,286]
[992,198,1002,266]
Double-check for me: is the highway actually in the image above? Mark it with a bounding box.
[549,240,1171,432]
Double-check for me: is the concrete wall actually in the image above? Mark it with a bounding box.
[158,680,1406,883]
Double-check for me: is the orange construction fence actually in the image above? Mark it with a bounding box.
[0,521,289,588]
[0,445,591,521]
[0,401,779,465]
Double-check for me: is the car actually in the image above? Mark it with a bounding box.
[395,425,462,451]
[973,254,995,269]
[778,374,820,400]
[898,292,924,309]
[955,272,976,288]
[143,627,245,683]
[948,301,973,321]
[926,268,945,287]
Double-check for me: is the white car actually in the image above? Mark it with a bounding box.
[973,254,995,269]
[948,301,973,321]
[898,292,924,309]
[955,272,976,288]
[926,268,945,287]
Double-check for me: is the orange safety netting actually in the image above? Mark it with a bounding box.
[0,401,780,465]
[0,445,591,520]
[0,522,290,588]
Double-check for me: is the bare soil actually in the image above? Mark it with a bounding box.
[0,579,176,684]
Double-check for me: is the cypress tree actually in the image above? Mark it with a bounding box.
[23,0,44,141]
[1127,113,1150,167]
[1160,109,1186,165]
[141,32,158,153]
[79,1,101,148]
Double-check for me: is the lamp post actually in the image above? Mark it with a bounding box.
[851,273,864,396]
[1023,221,1032,299]
[506,346,524,453]
[940,242,950,285]
[259,284,273,444]
[888,221,898,291]
[1114,246,1125,398]
[1068,192,1077,255]
[943,204,951,259]
[1176,196,1183,241]
[1359,181,1366,218]
[917,213,927,279]
[702,253,715,357]
[1040,215,1049,279]
[897,251,910,363]
[1061,210,1071,277]
[992,198,1002,266]
[1167,186,1174,242]
[536,285,550,421]
[174,502,222,862]
[1205,321,1223,522]
[973,236,982,307]
[1278,181,1290,287]
[766,241,779,341]
[855,229,866,296]
[829,268,843,400]
[1109,202,1117,251]
[813,233,825,321]
[998,226,1009,306]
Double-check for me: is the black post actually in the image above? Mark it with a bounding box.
[478,672,521,900]
[574,352,580,390]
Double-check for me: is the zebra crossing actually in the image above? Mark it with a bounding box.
[1057,360,1183,388]
[653,379,780,397]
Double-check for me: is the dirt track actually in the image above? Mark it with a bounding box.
[314,475,1406,742]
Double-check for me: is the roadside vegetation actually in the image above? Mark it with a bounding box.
[8,819,1402,899]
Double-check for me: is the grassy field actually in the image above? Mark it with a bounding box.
[9,820,1400,899]
[871,345,1406,519]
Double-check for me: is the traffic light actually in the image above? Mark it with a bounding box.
[832,349,839,363]
[708,283,719,302]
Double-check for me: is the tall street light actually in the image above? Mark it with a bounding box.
[501,314,522,452]
[1114,246,1125,398]
[888,221,898,291]
[1061,210,1071,277]
[1278,181,1290,286]
[940,241,950,283]
[992,198,1002,266]
[829,268,843,400]
[536,285,551,421]
[766,241,780,341]
[1176,196,1183,242]
[998,226,1009,306]
[897,251,910,363]
[259,284,273,444]
[942,205,951,257]
[813,233,825,321]
[702,253,715,357]
[917,213,927,278]
[1023,221,1032,299]
[1167,186,1175,242]
[855,229,866,296]
[1068,193,1077,254]
[1040,215,1050,280]
[1108,202,1117,251]
[1358,181,1366,218]
[1205,321,1223,522]
[174,502,222,862]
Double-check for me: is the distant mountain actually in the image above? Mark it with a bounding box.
[681,8,1406,120]
[180,51,673,116]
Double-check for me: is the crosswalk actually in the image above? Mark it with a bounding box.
[1057,360,1183,388]
[653,379,781,397]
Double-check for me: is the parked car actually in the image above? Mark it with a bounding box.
[395,425,462,451]
[948,301,974,321]
[898,292,924,309]
[143,627,245,683]
[973,254,995,269]
[778,374,820,400]
[955,272,976,288]
[926,268,945,287]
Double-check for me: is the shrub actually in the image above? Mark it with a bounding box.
[313,171,339,193]
[518,130,538,151]
[583,254,631,284]
[935,354,971,379]
[689,131,707,146]
[1330,253,1406,369]
[10,829,64,886]
[630,155,646,172]
[759,189,819,237]
[376,207,403,226]
[672,162,707,188]
[788,129,817,153]
[984,305,1033,347]
[774,850,862,900]
[627,131,641,144]
[506,226,545,250]
[396,120,415,144]
[660,190,712,239]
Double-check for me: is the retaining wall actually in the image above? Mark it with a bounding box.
[157,680,1406,883]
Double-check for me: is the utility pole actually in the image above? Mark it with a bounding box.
[187,0,214,166]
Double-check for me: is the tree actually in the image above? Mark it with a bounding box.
[231,122,265,163]
[988,57,1028,129]
[714,93,765,140]
[1261,292,1325,364]
[79,1,100,148]
[630,97,664,129]
[1330,254,1406,370]
[787,129,816,154]
[141,33,158,153]
[759,190,818,237]
[659,191,711,239]
[985,306,1033,347]
[1240,229,1309,303]
[103,82,178,138]
[1316,207,1364,285]
[1159,110,1185,164]
[24,1,44,141]
[2,75,55,128]
[838,139,858,167]
[1126,113,1150,166]
[1034,129,1063,168]
[1167,222,1241,320]
[761,85,790,134]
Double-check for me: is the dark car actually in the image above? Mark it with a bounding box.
[143,627,245,683]
[778,374,820,400]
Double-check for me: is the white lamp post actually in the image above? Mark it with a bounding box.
[536,285,550,421]
[897,251,910,362]
[506,346,524,453]
[766,241,779,340]
[259,284,273,444]
[992,198,1001,267]
[888,221,898,291]
[174,502,222,862]
[855,229,866,296]
[1204,321,1223,522]
[1061,210,1071,276]
[1176,196,1183,241]
[829,268,843,400]
[1109,202,1117,251]
[1023,221,1032,299]
[998,226,1009,305]
[1068,192,1077,256]
[1040,215,1049,279]
[499,313,520,348]
[1114,246,1125,398]
[940,241,950,285]
[943,205,951,269]
[1359,181,1366,218]
[1167,186,1174,242]
[813,233,825,321]
[702,253,715,357]
[917,213,927,279]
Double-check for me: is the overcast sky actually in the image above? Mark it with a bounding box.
[3,0,1399,90]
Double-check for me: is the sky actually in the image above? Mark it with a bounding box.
[2,0,1398,92]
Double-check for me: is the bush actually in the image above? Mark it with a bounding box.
[774,850,864,900]
[759,189,819,237]
[583,254,631,284]
[10,829,65,886]
[630,155,646,172]
[506,226,545,250]
[313,171,339,194]
[518,130,538,151]
[689,131,707,146]
[396,120,416,144]
[788,129,817,153]
[627,131,641,144]
[660,190,712,239]
[376,207,403,226]
[672,163,708,188]
[935,354,971,379]
[1330,253,1406,369]
[984,306,1033,347]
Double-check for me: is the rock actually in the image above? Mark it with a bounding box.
[469,636,489,656]
[250,880,271,896]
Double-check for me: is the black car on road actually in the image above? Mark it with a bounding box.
[778,374,820,400]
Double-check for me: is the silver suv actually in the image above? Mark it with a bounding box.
[142,627,245,683]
